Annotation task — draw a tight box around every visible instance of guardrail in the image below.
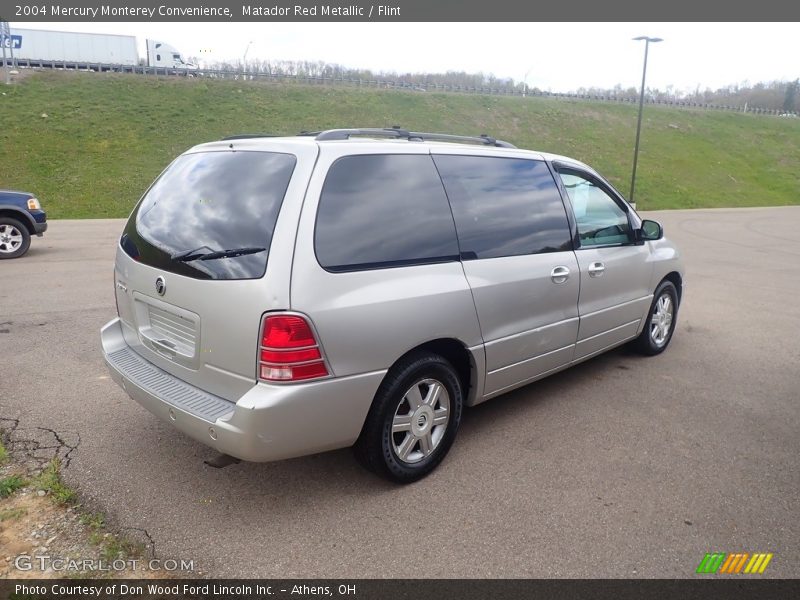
[3,58,798,118]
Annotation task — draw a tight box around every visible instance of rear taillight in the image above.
[258,315,329,382]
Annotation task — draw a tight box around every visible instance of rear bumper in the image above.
[101,318,386,462]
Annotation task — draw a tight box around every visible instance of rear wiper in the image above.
[174,247,266,262]
[172,245,212,261]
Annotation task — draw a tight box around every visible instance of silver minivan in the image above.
[101,128,683,483]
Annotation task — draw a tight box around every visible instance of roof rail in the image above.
[310,128,516,148]
[221,133,280,141]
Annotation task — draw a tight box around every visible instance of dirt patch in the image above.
[1,486,116,579]
[0,418,193,579]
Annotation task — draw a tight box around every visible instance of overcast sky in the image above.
[12,22,800,92]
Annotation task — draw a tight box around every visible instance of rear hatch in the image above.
[113,145,310,401]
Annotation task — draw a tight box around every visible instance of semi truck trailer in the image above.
[4,28,196,71]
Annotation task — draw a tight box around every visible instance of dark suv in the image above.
[0,189,47,258]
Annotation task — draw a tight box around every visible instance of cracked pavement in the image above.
[0,418,81,470]
[1,211,799,577]
[0,423,165,580]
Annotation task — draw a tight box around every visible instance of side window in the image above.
[315,154,459,271]
[558,170,631,247]
[433,155,572,259]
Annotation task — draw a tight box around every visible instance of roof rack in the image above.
[221,133,280,141]
[307,128,516,148]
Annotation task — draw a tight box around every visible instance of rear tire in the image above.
[633,280,679,355]
[354,352,463,483]
[0,217,31,259]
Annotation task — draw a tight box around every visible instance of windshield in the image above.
[121,150,296,280]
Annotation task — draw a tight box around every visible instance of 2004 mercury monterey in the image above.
[101,127,684,483]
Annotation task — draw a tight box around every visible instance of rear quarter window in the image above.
[314,154,459,271]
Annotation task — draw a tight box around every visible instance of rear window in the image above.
[314,154,459,271]
[121,151,296,280]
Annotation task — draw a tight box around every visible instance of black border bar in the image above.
[2,0,800,21]
[2,579,800,600]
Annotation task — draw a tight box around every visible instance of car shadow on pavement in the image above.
[128,346,642,504]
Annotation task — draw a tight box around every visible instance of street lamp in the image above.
[522,66,534,97]
[242,40,253,72]
[1,20,11,85]
[629,36,662,206]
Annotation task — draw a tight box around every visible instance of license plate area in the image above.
[133,292,200,369]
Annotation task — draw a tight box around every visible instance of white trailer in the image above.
[8,28,138,66]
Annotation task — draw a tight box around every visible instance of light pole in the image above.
[1,20,10,85]
[242,40,253,72]
[629,36,662,205]
[522,66,534,97]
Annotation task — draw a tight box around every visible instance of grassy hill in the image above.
[1,70,798,219]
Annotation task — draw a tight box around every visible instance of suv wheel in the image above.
[354,352,463,483]
[633,280,679,355]
[0,217,31,259]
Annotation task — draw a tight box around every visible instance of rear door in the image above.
[432,149,579,397]
[288,144,484,383]
[113,141,318,401]
[554,166,653,360]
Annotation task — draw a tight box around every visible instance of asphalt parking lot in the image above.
[2,207,799,578]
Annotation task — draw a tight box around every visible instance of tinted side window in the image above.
[558,170,631,247]
[315,155,459,271]
[433,155,572,259]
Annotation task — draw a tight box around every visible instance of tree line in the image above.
[190,57,799,112]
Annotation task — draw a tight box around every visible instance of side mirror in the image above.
[639,219,663,241]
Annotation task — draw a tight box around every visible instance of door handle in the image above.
[551,265,570,284]
[588,262,605,277]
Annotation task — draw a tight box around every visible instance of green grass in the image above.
[80,511,105,529]
[99,533,145,563]
[1,70,799,217]
[33,459,77,505]
[80,510,145,562]
[81,511,107,545]
[0,474,27,498]
[0,506,28,521]
[0,438,8,465]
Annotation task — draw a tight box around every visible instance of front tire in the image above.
[354,352,463,483]
[633,280,679,355]
[0,217,31,259]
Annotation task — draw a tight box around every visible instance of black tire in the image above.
[0,217,31,259]
[632,280,679,356]
[354,352,463,483]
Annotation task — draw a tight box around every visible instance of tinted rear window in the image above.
[315,154,459,271]
[433,155,572,259]
[121,151,296,280]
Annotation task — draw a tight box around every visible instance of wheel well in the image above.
[0,209,34,235]
[663,271,683,302]
[396,339,474,403]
